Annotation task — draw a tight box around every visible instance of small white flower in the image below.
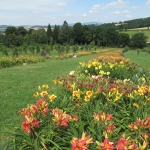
[69,70,75,75]
[123,79,130,82]
[91,75,100,79]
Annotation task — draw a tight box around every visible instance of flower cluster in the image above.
[71,132,92,150]
[128,117,150,141]
[93,112,115,135]
[18,98,48,133]
[96,134,145,150]
[33,84,57,102]
[53,72,150,108]
[128,116,150,130]
[79,51,147,82]
[52,108,78,127]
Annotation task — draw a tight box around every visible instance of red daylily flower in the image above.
[116,135,128,150]
[71,139,88,150]
[100,138,115,150]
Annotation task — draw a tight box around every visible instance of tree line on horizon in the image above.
[0,20,148,56]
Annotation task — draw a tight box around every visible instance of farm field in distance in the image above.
[120,28,150,42]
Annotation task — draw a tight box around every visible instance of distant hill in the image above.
[0,17,150,31]
[67,22,102,26]
[0,22,102,32]
[30,25,55,28]
[0,25,8,28]
[82,22,102,25]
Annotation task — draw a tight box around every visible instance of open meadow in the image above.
[0,48,150,149]
[120,29,150,42]
[124,50,150,70]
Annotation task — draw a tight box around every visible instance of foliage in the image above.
[30,29,47,44]
[131,33,147,49]
[58,21,71,44]
[1,20,150,50]
[16,26,27,36]
[53,25,60,44]
[73,22,84,44]
[119,33,130,47]
[105,27,120,47]
[0,34,5,44]
[95,26,107,46]
[99,17,150,30]
[47,24,53,45]
[83,25,93,44]
[5,26,17,36]
[123,17,150,29]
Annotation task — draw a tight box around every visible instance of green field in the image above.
[124,50,150,70]
[120,29,150,42]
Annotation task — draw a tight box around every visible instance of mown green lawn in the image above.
[124,50,150,70]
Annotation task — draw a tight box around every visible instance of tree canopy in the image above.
[131,32,147,49]
[1,20,149,49]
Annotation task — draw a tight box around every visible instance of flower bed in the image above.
[0,50,109,68]
[0,55,46,68]
[5,51,150,149]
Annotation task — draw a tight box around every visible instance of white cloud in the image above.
[146,0,150,7]
[32,11,44,15]
[110,11,121,14]
[126,15,132,18]
[109,10,129,15]
[45,16,51,18]
[65,13,71,16]
[132,6,140,9]
[89,4,100,13]
[123,10,130,13]
[0,0,149,26]
[102,0,127,9]
[51,17,57,20]
[82,14,87,17]
[56,2,66,7]
[89,0,127,13]
[0,0,67,12]
[39,2,66,11]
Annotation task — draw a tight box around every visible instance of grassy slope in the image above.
[120,29,150,42]
[124,50,150,70]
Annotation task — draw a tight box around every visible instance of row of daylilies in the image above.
[18,93,150,149]
[0,55,46,68]
[6,51,150,149]
[0,49,109,68]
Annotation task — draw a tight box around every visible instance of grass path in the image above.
[124,50,150,70]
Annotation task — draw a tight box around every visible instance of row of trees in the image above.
[101,17,150,30]
[0,21,148,50]
[0,42,99,57]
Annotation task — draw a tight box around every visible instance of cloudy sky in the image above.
[0,0,150,26]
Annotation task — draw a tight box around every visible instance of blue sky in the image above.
[0,0,150,26]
